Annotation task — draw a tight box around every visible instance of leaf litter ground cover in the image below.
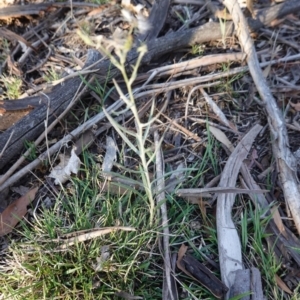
[0,0,300,299]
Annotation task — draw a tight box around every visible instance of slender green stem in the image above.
[96,38,155,224]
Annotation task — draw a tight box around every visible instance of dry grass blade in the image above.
[176,187,268,198]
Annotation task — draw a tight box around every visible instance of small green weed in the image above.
[0,38,9,63]
[43,67,61,82]
[85,0,110,5]
[240,201,282,299]
[216,63,244,96]
[23,140,38,161]
[190,44,205,56]
[1,75,22,99]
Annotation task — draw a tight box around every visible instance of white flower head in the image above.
[121,0,131,6]
[121,8,133,23]
[136,14,150,34]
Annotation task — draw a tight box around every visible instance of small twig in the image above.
[260,28,299,51]
[18,33,49,65]
[147,52,246,77]
[173,0,205,5]
[26,29,53,74]
[56,227,136,250]
[154,130,174,300]
[188,117,238,135]
[43,92,53,170]
[0,130,14,160]
[162,113,202,142]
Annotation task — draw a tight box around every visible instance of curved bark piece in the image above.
[216,124,262,298]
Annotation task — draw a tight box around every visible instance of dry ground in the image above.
[0,0,300,299]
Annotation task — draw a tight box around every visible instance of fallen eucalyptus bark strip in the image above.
[177,244,228,299]
[248,0,300,31]
[210,125,300,273]
[223,0,300,234]
[0,28,37,52]
[240,166,300,267]
[138,0,170,41]
[18,33,49,66]
[216,124,262,298]
[136,81,221,100]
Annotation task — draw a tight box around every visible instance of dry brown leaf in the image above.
[0,186,38,236]
[176,244,188,274]
[270,206,287,238]
[275,274,292,294]
[209,126,234,151]
[289,101,300,112]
